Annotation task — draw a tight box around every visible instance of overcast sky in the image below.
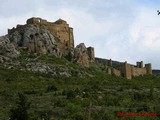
[0,0,160,69]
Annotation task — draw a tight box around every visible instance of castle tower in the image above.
[136,61,143,68]
[123,61,132,79]
[87,47,95,62]
[53,19,74,49]
[145,63,152,75]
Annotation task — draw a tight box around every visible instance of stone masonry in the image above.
[120,61,152,79]
[95,58,152,79]
[87,47,95,62]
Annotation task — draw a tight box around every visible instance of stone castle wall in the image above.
[132,67,146,77]
[121,61,152,79]
[96,58,152,79]
[107,67,121,77]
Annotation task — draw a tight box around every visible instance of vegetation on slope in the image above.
[0,53,160,120]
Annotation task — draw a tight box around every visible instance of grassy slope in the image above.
[0,54,160,120]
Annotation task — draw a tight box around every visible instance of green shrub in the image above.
[9,92,30,120]
[46,85,57,92]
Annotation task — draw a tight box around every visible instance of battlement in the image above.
[26,17,48,25]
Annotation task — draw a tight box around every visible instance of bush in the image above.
[9,92,30,120]
[46,85,57,92]
[66,90,76,99]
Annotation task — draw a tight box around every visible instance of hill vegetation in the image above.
[0,52,160,120]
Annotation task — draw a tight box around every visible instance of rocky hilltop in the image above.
[0,17,152,79]
[5,17,95,66]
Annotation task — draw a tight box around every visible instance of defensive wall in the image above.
[96,58,152,79]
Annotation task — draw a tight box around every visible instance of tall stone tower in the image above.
[52,19,74,49]
[123,62,132,79]
[145,63,152,75]
[136,61,143,68]
[87,47,95,62]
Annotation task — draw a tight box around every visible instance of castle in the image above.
[8,17,152,79]
[8,17,75,54]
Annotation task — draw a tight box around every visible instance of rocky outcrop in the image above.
[0,36,20,63]
[6,24,91,67]
[25,62,86,77]
[0,18,95,67]
[74,43,89,67]
[9,24,62,57]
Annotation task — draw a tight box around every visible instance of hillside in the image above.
[0,17,160,120]
[0,52,160,119]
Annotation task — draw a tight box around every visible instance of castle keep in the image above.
[27,17,74,49]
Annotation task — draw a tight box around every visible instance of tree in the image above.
[10,92,30,120]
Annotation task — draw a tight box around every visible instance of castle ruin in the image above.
[8,17,152,79]
[97,58,152,79]
[8,17,74,54]
[8,17,95,65]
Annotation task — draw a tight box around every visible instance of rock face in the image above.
[0,36,20,58]
[0,36,20,63]
[25,62,86,77]
[74,43,89,67]
[9,24,62,57]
